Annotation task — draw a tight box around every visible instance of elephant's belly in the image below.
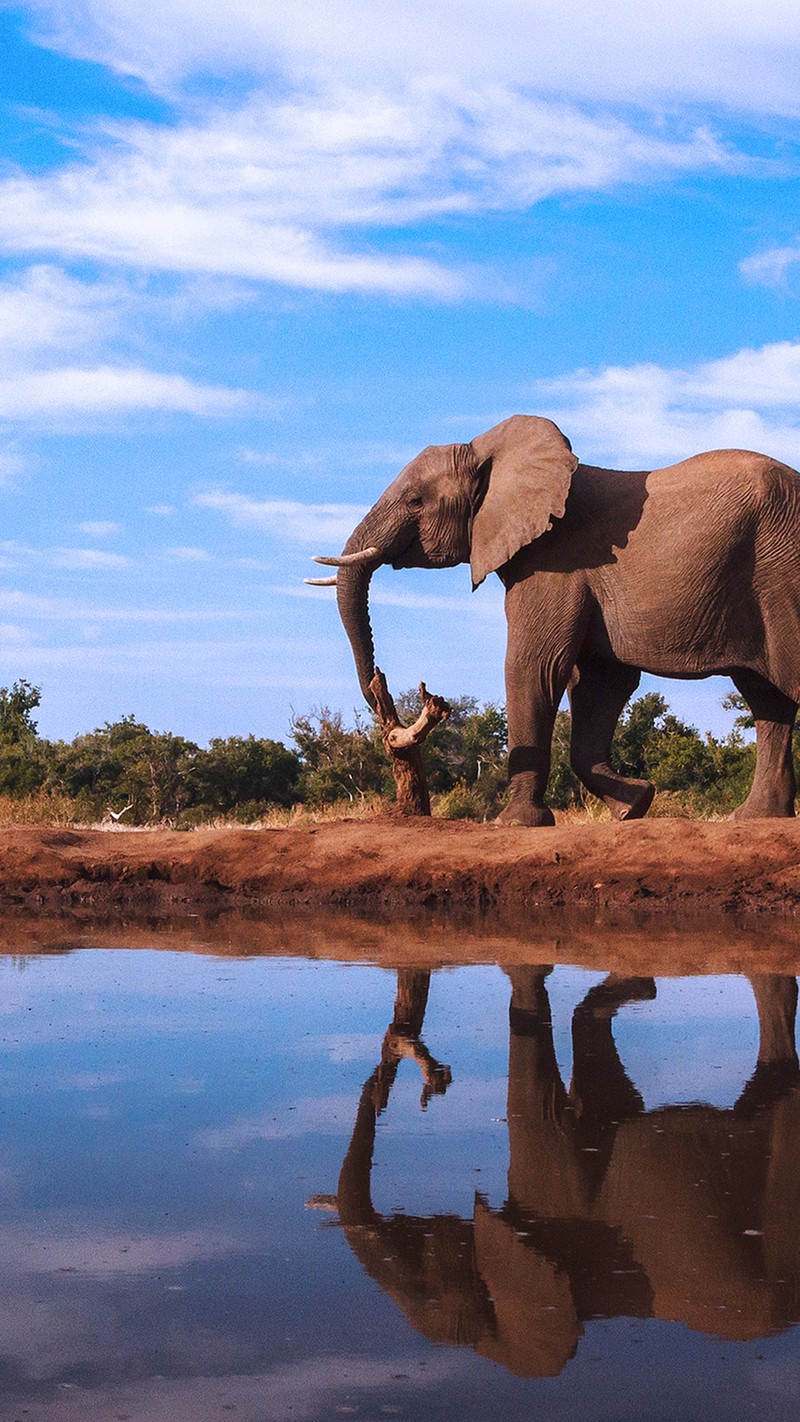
[591,573,798,691]
[580,478,800,696]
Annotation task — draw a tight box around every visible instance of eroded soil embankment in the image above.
[3,816,800,916]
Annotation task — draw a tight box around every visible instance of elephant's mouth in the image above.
[391,532,426,569]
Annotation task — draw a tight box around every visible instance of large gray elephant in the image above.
[310,415,800,825]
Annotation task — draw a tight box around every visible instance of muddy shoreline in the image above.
[1,816,799,917]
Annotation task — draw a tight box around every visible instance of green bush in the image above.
[0,679,770,825]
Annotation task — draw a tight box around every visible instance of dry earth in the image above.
[2,818,800,973]
[1,815,800,917]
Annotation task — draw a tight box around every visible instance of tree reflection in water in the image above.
[337,967,800,1378]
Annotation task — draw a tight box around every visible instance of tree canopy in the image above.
[0,679,760,824]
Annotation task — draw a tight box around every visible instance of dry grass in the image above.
[188,796,387,831]
[555,798,612,825]
[556,791,712,824]
[0,792,83,827]
[0,788,726,830]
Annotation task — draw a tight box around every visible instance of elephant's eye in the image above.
[406,494,424,510]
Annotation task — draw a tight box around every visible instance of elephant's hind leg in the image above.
[569,659,655,820]
[730,670,797,819]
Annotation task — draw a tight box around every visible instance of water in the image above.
[0,920,799,1419]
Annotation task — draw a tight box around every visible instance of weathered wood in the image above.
[369,668,451,816]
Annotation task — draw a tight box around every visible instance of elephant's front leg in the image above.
[496,648,572,828]
[496,580,590,827]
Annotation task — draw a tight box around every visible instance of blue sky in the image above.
[1,2,800,744]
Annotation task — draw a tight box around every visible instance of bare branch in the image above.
[369,669,451,816]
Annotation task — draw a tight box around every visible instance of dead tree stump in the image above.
[369,668,451,816]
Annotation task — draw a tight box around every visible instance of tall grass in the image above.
[0,786,728,829]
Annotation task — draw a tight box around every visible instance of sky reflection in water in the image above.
[0,943,798,1420]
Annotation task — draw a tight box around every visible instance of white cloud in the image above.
[76,520,121,536]
[21,0,800,115]
[164,545,212,561]
[0,365,251,419]
[0,446,27,484]
[292,582,504,617]
[194,490,367,544]
[0,266,254,424]
[679,343,800,406]
[0,264,121,360]
[0,1353,459,1422]
[540,339,800,468]
[0,622,31,644]
[0,104,462,294]
[0,86,731,297]
[0,591,207,621]
[238,440,415,470]
[740,246,800,289]
[196,1092,354,1148]
[0,633,350,686]
[0,1223,244,1276]
[50,547,132,570]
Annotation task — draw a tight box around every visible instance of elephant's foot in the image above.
[731,791,795,821]
[606,779,655,822]
[495,799,555,828]
[572,758,655,822]
[580,973,657,1020]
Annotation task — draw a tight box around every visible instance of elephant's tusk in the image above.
[312,546,379,567]
[304,575,338,586]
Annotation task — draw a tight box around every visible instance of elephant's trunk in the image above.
[336,509,393,708]
[336,560,378,708]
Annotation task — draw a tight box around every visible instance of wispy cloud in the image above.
[0,446,28,484]
[740,246,800,289]
[0,633,351,687]
[0,1223,245,1276]
[0,541,135,572]
[0,264,121,359]
[0,1351,461,1422]
[0,365,252,420]
[76,520,121,536]
[23,0,800,115]
[0,265,254,423]
[0,590,242,623]
[540,339,800,467]
[196,1092,354,1148]
[291,582,503,617]
[194,491,366,544]
[0,87,732,298]
[238,440,414,470]
[50,547,132,570]
[164,545,212,562]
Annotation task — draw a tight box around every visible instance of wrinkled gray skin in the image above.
[334,414,800,825]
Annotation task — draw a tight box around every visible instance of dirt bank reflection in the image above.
[337,968,800,1376]
[5,908,800,977]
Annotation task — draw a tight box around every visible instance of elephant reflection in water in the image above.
[336,969,800,1378]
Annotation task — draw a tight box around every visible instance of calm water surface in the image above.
[1,933,799,1420]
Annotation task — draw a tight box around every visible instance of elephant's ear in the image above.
[469,415,578,588]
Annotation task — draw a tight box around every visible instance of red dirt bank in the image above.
[3,816,800,916]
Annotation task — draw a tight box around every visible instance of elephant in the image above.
[334,966,800,1377]
[309,415,800,824]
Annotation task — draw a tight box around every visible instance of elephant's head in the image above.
[309,415,578,707]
